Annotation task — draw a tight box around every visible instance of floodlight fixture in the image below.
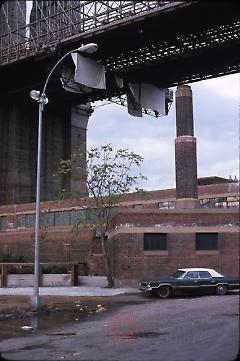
[30,90,40,101]
[30,90,48,104]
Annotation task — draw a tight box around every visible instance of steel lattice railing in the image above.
[0,1,171,66]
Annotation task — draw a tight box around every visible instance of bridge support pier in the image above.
[69,104,91,198]
[0,96,91,205]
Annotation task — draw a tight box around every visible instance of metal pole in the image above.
[32,99,44,309]
[30,43,98,309]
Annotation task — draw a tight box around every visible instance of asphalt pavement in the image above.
[0,293,239,361]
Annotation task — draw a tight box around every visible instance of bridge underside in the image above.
[1,1,239,104]
[0,1,239,205]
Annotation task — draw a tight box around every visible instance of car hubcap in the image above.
[159,287,169,298]
[217,285,227,295]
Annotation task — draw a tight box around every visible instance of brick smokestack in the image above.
[175,85,199,209]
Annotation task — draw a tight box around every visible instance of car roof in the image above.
[178,268,224,277]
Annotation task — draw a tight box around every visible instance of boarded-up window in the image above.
[54,211,71,226]
[25,214,35,228]
[42,212,55,227]
[17,214,26,228]
[196,233,218,250]
[86,208,99,223]
[144,233,167,251]
[70,210,86,225]
[0,216,7,230]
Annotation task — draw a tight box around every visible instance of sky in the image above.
[87,74,239,191]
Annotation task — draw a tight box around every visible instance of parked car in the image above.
[139,268,240,298]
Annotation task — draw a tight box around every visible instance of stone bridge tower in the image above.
[0,1,90,205]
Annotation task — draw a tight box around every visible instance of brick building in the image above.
[0,177,239,286]
[0,84,239,286]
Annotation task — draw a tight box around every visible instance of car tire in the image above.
[157,286,171,299]
[216,284,228,296]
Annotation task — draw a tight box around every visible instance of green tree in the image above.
[60,144,146,287]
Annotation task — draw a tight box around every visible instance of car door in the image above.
[198,271,216,294]
[176,271,200,295]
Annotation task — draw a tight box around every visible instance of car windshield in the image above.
[172,270,185,279]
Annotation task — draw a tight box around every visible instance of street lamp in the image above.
[30,43,98,309]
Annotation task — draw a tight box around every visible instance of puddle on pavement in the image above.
[0,303,106,340]
[109,331,169,340]
[0,294,153,341]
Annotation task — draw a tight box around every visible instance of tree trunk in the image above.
[101,235,114,288]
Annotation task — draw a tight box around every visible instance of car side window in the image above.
[184,271,199,279]
[199,271,212,279]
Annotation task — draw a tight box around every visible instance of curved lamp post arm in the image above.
[42,49,76,96]
[41,42,98,102]
[30,43,98,108]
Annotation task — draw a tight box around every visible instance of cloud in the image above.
[197,139,239,179]
[88,74,239,190]
[194,73,240,101]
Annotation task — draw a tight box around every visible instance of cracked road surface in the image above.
[0,293,239,361]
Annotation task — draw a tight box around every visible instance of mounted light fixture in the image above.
[30,90,40,101]
[75,43,98,54]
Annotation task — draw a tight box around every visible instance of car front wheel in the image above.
[157,285,171,299]
[216,284,228,296]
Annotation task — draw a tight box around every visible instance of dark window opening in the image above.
[196,233,218,250]
[144,233,167,251]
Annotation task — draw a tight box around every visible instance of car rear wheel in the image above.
[216,284,228,296]
[157,286,171,299]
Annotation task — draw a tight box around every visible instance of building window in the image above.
[144,233,167,251]
[132,204,143,209]
[54,211,71,226]
[25,214,35,228]
[42,212,55,227]
[0,216,5,230]
[70,210,86,225]
[16,214,26,228]
[200,196,239,209]
[226,196,239,208]
[196,233,218,250]
[158,201,175,209]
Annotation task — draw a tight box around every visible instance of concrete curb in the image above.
[0,286,139,297]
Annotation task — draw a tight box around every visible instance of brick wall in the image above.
[110,229,239,286]
[0,184,239,284]
[110,209,239,285]
[110,208,239,228]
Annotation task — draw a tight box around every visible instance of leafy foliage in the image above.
[86,145,146,235]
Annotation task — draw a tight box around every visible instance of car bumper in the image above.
[139,286,154,293]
